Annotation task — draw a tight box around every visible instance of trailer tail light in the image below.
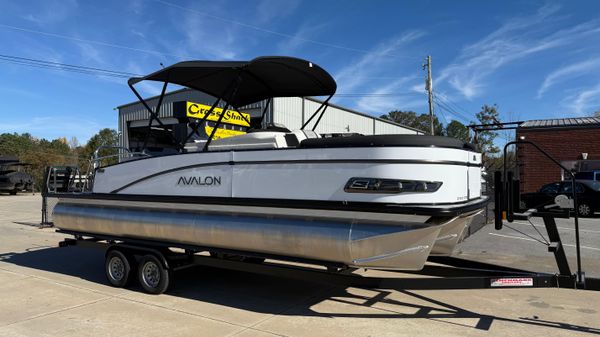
[344,178,442,194]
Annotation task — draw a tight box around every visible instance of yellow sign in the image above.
[186,102,250,127]
[204,126,246,140]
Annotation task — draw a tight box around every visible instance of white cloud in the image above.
[537,59,600,98]
[277,21,328,54]
[334,30,425,94]
[439,4,600,99]
[175,10,240,60]
[256,0,300,24]
[330,31,425,114]
[22,0,78,26]
[355,76,426,113]
[563,82,600,115]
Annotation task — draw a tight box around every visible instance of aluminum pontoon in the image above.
[49,57,487,292]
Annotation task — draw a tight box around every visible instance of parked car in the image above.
[520,180,600,217]
[0,156,34,195]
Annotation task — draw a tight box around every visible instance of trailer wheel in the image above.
[105,250,132,287]
[138,255,170,294]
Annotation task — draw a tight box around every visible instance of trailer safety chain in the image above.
[503,223,550,246]
[528,219,550,245]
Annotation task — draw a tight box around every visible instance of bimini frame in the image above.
[126,56,337,153]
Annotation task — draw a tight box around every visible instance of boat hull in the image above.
[53,198,451,270]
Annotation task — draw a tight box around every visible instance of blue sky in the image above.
[1,0,600,142]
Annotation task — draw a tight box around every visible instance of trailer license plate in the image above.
[490,277,534,287]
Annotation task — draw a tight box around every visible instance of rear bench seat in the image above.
[198,130,320,151]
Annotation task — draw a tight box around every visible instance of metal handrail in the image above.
[92,146,149,168]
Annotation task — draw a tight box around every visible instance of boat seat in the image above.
[207,130,320,151]
[299,134,477,150]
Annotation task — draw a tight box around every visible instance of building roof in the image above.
[519,117,600,129]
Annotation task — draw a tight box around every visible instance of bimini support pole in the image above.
[259,97,272,127]
[301,95,332,130]
[183,97,222,145]
[128,80,181,151]
[202,73,243,152]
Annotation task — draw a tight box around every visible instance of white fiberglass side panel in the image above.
[468,151,482,199]
[120,165,233,196]
[232,147,470,204]
[232,162,467,203]
[93,152,232,194]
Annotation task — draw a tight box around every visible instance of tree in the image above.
[79,128,119,171]
[473,104,501,157]
[381,110,444,135]
[0,132,77,190]
[445,120,470,142]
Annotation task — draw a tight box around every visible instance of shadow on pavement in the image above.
[0,245,598,334]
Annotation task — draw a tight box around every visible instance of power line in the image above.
[433,94,472,121]
[434,99,469,123]
[0,54,141,77]
[433,96,471,123]
[153,0,415,58]
[434,93,473,121]
[433,101,449,124]
[0,53,425,99]
[0,23,187,59]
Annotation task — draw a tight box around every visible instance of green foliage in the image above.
[0,133,77,190]
[79,128,119,171]
[0,129,118,190]
[380,110,444,135]
[445,120,471,142]
[474,104,501,157]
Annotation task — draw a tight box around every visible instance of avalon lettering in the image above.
[177,176,222,186]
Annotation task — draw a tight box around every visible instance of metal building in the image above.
[117,88,423,151]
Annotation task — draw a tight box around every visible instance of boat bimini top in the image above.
[127,56,338,152]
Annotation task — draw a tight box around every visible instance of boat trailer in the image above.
[54,139,600,294]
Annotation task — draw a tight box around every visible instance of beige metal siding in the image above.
[374,120,419,135]
[274,97,417,135]
[273,97,304,128]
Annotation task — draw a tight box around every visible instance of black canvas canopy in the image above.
[128,56,337,107]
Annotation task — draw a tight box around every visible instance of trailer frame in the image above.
[56,228,600,294]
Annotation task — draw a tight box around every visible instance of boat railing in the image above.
[45,166,88,194]
[92,146,150,168]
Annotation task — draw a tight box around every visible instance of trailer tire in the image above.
[105,250,132,287]
[138,254,170,294]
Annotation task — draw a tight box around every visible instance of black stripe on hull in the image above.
[49,192,489,217]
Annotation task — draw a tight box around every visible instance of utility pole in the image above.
[423,55,435,135]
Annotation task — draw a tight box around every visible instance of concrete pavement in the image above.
[0,194,599,336]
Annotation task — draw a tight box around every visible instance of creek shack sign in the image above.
[173,101,250,127]
[172,100,250,140]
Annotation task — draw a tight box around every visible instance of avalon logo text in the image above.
[177,176,222,186]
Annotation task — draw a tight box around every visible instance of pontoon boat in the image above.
[50,56,486,270]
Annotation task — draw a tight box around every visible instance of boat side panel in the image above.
[232,162,468,204]
[93,147,477,204]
